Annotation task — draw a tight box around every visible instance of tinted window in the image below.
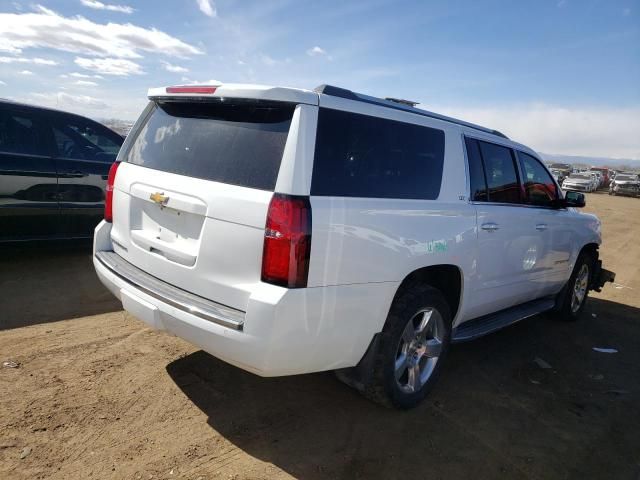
[311,108,445,199]
[0,108,48,156]
[124,101,294,191]
[465,137,488,201]
[52,115,122,162]
[517,151,558,206]
[478,140,521,204]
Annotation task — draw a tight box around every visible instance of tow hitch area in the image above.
[591,260,616,292]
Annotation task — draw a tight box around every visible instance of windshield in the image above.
[122,100,295,191]
[616,174,637,181]
[570,174,590,180]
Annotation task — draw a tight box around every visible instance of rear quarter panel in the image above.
[306,101,476,329]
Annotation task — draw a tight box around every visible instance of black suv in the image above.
[0,100,124,241]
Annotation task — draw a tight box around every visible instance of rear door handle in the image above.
[481,223,499,232]
[536,224,548,231]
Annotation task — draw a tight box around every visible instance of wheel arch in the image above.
[392,264,464,322]
[577,242,599,268]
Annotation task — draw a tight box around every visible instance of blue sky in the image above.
[0,0,638,158]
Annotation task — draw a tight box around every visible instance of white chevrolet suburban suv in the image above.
[94,83,615,408]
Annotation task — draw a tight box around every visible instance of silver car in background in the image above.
[563,173,595,192]
[609,173,640,197]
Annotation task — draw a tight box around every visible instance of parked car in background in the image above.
[0,100,124,241]
[550,168,566,185]
[609,172,640,197]
[563,172,595,192]
[550,163,572,178]
[590,167,611,187]
[94,83,614,409]
[588,170,604,189]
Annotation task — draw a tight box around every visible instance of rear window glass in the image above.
[123,101,294,191]
[311,108,445,199]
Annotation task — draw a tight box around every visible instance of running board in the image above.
[452,297,556,343]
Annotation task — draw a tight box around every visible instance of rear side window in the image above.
[0,107,48,156]
[477,140,521,204]
[517,151,559,206]
[311,108,445,199]
[51,114,123,162]
[124,101,295,191]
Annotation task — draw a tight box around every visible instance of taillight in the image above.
[261,194,312,288]
[104,161,120,222]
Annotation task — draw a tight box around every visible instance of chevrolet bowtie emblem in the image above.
[149,192,169,205]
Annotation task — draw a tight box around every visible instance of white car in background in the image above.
[93,83,615,408]
[563,173,595,192]
[589,171,603,189]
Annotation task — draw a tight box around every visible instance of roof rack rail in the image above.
[313,84,508,139]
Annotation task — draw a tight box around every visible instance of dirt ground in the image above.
[1,193,639,480]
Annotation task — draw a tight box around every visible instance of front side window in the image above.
[477,140,521,204]
[0,108,48,156]
[312,108,445,199]
[517,151,558,206]
[52,115,123,162]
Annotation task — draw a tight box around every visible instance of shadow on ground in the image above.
[0,242,122,330]
[167,298,640,480]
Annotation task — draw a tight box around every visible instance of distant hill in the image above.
[541,153,640,171]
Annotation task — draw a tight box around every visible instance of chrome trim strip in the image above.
[95,251,245,330]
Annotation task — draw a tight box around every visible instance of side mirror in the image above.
[565,191,586,208]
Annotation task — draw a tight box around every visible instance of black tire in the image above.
[553,252,594,321]
[363,285,452,409]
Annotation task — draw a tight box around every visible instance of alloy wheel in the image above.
[394,308,444,393]
[571,263,589,314]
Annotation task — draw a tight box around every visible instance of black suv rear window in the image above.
[123,101,294,191]
[311,108,445,199]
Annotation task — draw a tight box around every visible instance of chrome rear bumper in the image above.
[95,251,245,330]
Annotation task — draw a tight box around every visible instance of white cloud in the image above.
[161,61,189,73]
[433,103,640,159]
[0,80,6,85]
[0,56,57,66]
[31,91,108,109]
[196,0,216,17]
[306,46,333,60]
[19,70,33,75]
[74,80,99,86]
[0,6,203,59]
[75,57,144,76]
[80,0,133,14]
[306,46,326,56]
[69,72,103,79]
